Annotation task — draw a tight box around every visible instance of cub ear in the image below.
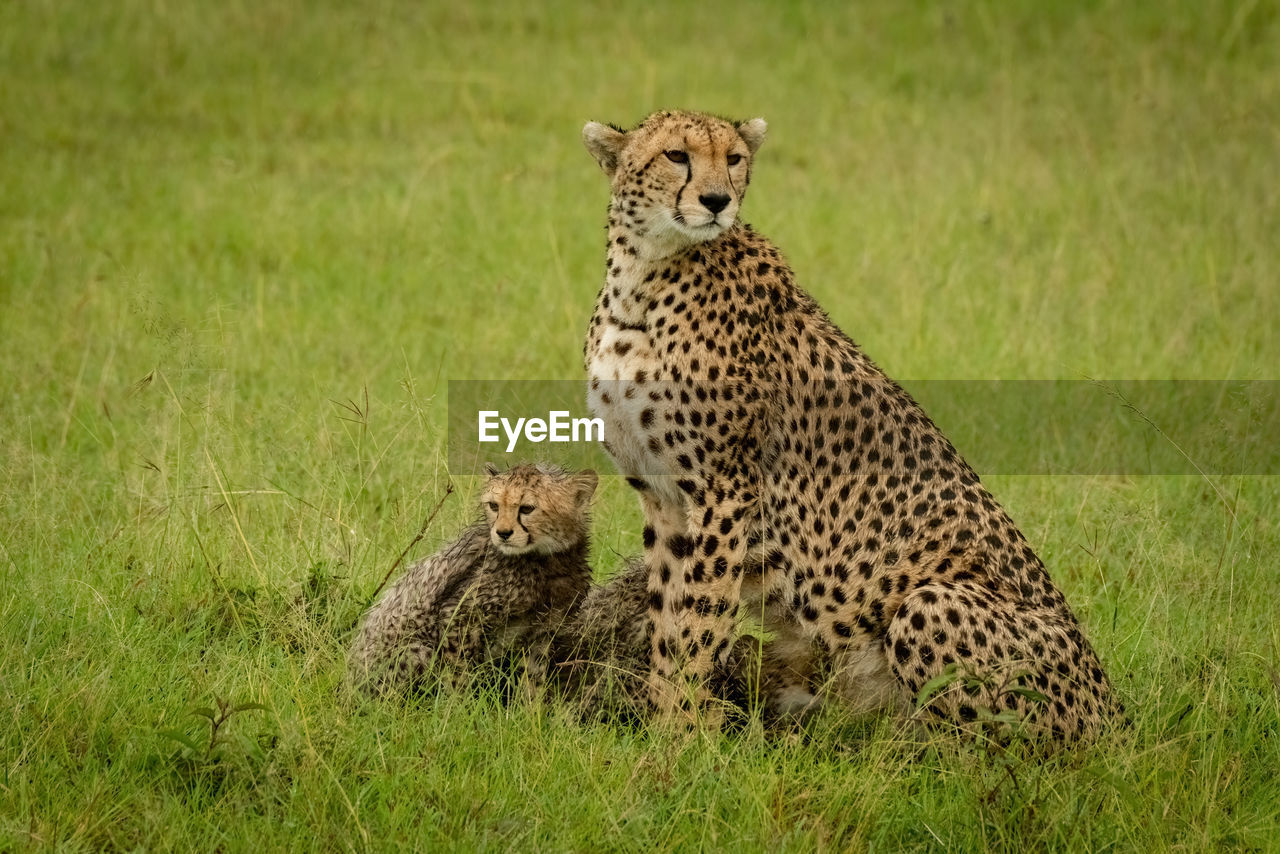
[571,469,599,507]
[582,122,626,177]
[483,462,501,478]
[736,117,767,155]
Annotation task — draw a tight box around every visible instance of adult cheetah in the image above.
[349,463,597,696]
[581,110,1120,739]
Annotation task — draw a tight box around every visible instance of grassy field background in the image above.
[2,0,1278,849]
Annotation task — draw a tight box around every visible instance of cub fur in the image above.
[348,463,597,696]
[552,557,818,724]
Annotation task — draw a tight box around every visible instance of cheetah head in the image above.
[481,462,598,556]
[583,110,767,256]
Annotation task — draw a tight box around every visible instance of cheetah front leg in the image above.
[638,493,692,714]
[645,490,755,721]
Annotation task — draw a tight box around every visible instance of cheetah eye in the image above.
[518,505,535,515]
[664,150,688,164]
[726,153,743,166]
[487,501,499,511]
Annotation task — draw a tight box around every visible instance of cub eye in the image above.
[518,505,535,515]
[726,153,743,166]
[664,150,688,164]
[487,502,499,511]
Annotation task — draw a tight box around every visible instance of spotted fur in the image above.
[581,110,1120,738]
[550,557,802,723]
[348,463,597,696]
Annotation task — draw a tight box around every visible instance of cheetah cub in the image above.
[549,557,653,717]
[348,463,597,696]
[582,110,1121,739]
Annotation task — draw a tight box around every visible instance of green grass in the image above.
[2,0,1278,849]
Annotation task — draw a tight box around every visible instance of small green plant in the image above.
[158,696,274,768]
[913,662,1050,742]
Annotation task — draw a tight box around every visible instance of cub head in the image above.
[582,110,767,254]
[481,462,598,556]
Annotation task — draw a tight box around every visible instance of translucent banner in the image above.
[447,380,1280,476]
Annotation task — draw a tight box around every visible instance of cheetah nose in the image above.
[496,529,513,540]
[699,193,730,214]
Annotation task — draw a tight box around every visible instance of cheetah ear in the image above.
[483,462,501,478]
[736,118,767,155]
[582,122,626,178]
[571,470,598,507]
